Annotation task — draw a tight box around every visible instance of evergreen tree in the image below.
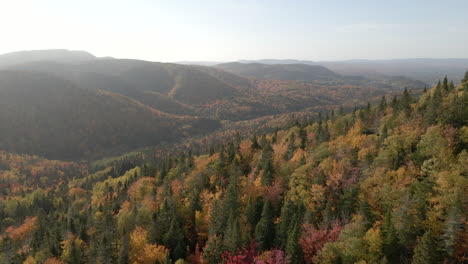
[442,75,449,91]
[223,213,241,252]
[412,230,444,264]
[246,195,259,234]
[285,221,304,264]
[69,239,82,264]
[379,96,387,112]
[259,141,275,185]
[284,132,297,160]
[272,127,278,144]
[163,218,186,261]
[401,88,413,115]
[255,200,275,251]
[118,233,130,264]
[251,134,260,150]
[382,210,403,263]
[276,200,295,247]
[299,127,307,150]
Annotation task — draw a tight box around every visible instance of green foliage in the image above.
[255,200,275,251]
[0,77,466,264]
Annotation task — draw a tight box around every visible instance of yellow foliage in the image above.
[128,177,156,201]
[308,184,326,213]
[23,256,37,264]
[364,226,383,258]
[129,226,168,264]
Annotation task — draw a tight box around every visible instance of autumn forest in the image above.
[0,48,467,264]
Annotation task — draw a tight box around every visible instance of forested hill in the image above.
[0,71,220,160]
[0,75,467,263]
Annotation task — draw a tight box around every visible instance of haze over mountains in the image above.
[0,49,462,159]
[185,58,468,85]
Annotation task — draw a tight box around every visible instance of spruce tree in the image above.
[382,210,403,263]
[412,230,444,264]
[255,200,275,251]
[299,127,307,150]
[246,195,258,233]
[251,134,260,150]
[223,213,241,252]
[259,141,275,185]
[379,96,387,112]
[276,200,294,247]
[163,218,186,261]
[285,220,304,264]
[118,233,130,264]
[69,239,82,264]
[284,132,297,160]
[442,75,449,91]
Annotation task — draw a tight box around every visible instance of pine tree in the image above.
[442,75,449,91]
[163,218,186,261]
[246,195,258,234]
[391,96,399,112]
[412,230,444,264]
[284,132,297,160]
[276,200,295,247]
[69,239,82,264]
[382,210,403,263]
[251,135,260,150]
[299,127,307,150]
[255,200,275,251]
[463,70,468,83]
[401,88,413,115]
[259,141,275,185]
[118,233,130,264]
[272,127,278,144]
[285,220,304,264]
[223,213,241,252]
[379,96,387,112]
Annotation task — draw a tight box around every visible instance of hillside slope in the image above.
[0,76,466,263]
[216,62,339,81]
[0,71,219,159]
[0,49,96,68]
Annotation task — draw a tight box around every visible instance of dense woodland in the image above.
[0,51,428,160]
[0,73,466,264]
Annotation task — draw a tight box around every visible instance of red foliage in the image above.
[222,243,258,264]
[222,243,287,264]
[299,223,343,263]
[263,181,284,209]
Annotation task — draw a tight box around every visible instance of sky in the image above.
[1,0,467,62]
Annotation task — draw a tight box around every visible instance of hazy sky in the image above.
[1,0,467,62]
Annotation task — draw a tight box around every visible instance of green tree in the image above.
[251,135,260,150]
[255,200,275,251]
[223,213,241,252]
[284,132,297,160]
[286,220,304,264]
[412,230,444,264]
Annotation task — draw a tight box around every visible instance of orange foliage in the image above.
[44,258,64,264]
[5,216,38,242]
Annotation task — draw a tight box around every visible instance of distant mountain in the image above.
[320,58,468,85]
[238,59,317,65]
[216,62,338,81]
[176,61,221,66]
[0,71,219,159]
[0,50,438,160]
[0,49,96,68]
[7,59,246,108]
[231,58,468,84]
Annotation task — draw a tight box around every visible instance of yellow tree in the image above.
[129,226,168,264]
